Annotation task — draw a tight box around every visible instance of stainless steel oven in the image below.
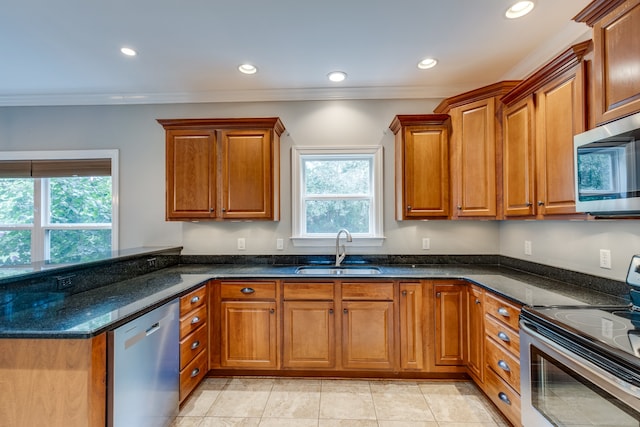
[520,311,640,427]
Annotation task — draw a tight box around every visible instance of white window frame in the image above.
[291,146,384,247]
[0,149,119,263]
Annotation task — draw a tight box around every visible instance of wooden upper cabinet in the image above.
[390,115,451,219]
[434,82,519,219]
[158,117,285,221]
[165,129,217,220]
[575,0,640,124]
[501,41,591,219]
[502,96,536,217]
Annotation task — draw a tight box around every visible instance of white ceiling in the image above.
[0,0,593,106]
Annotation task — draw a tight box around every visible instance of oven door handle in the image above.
[520,321,640,401]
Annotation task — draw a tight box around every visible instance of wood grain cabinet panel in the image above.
[159,117,284,221]
[576,0,640,124]
[433,282,466,366]
[282,301,336,369]
[399,282,424,370]
[466,285,484,382]
[390,115,451,219]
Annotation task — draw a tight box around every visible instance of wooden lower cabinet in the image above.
[341,300,395,370]
[282,300,336,369]
[220,300,278,368]
[434,282,466,366]
[179,285,208,403]
[0,335,106,427]
[399,282,424,370]
[466,285,484,382]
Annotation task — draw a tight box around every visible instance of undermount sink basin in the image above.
[295,266,381,275]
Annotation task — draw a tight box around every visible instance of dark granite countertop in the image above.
[0,262,630,339]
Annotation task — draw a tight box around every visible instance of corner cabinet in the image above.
[158,118,285,221]
[575,0,640,125]
[501,41,591,219]
[434,82,520,219]
[390,115,451,219]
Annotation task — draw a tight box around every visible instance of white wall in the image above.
[1,99,639,282]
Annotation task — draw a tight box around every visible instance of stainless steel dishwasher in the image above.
[108,299,179,427]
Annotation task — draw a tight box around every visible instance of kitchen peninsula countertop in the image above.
[0,261,630,339]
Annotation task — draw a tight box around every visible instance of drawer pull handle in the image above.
[497,307,510,317]
[191,340,200,350]
[190,296,200,304]
[497,331,510,343]
[241,287,255,294]
[190,368,200,378]
[191,316,201,325]
[497,359,511,372]
[498,392,511,405]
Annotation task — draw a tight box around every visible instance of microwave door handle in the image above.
[520,322,640,401]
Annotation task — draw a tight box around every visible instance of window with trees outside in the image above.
[291,146,384,246]
[0,150,118,274]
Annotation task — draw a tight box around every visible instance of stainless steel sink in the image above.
[295,266,381,275]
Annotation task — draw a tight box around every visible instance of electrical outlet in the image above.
[276,238,284,250]
[56,274,75,290]
[524,240,532,256]
[599,249,612,269]
[146,257,157,268]
[237,238,246,250]
[422,237,430,250]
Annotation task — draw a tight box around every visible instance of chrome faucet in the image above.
[335,228,352,267]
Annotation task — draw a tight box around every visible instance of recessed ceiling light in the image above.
[120,47,137,57]
[327,71,347,82]
[505,1,535,19]
[417,58,438,70]
[238,64,258,74]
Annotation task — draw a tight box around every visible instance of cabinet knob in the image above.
[407,205,412,211]
[191,340,200,350]
[497,359,511,372]
[209,208,214,213]
[498,392,511,406]
[402,290,407,296]
[191,316,201,325]
[190,296,200,304]
[329,308,334,314]
[222,208,226,212]
[475,298,481,305]
[526,202,532,207]
[537,200,544,206]
[270,308,275,314]
[343,308,348,314]
[457,205,462,210]
[497,331,511,342]
[240,287,255,294]
[497,307,510,317]
[436,292,441,298]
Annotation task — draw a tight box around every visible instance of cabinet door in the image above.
[592,0,640,124]
[342,301,395,370]
[535,68,585,217]
[399,282,424,371]
[402,126,450,218]
[434,283,465,366]
[282,301,335,369]
[466,285,484,382]
[220,300,277,368]
[165,129,216,220]
[451,99,497,218]
[503,96,535,217]
[220,129,273,219]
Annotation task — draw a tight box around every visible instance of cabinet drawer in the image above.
[220,282,276,299]
[485,335,521,392]
[180,305,207,338]
[484,314,520,355]
[484,292,521,331]
[180,285,207,317]
[483,367,521,427]
[283,282,334,300]
[180,349,208,403]
[180,323,208,369]
[342,282,394,300]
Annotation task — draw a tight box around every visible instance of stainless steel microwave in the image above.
[574,111,640,216]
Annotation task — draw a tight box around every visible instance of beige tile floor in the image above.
[173,377,511,427]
